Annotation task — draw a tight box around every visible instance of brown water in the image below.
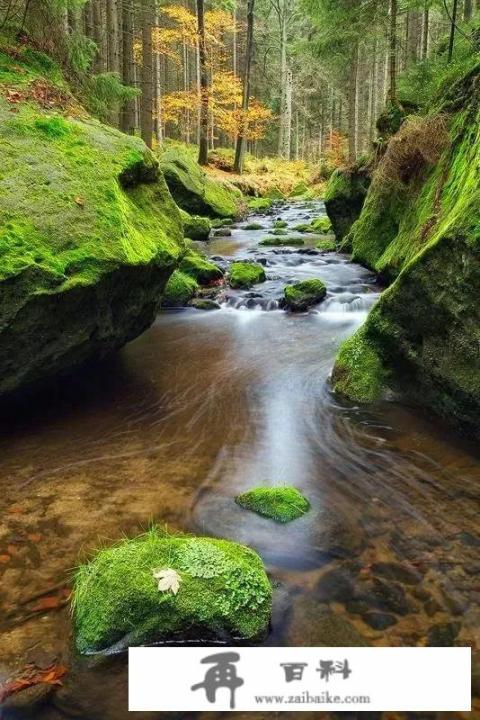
[0,201,479,719]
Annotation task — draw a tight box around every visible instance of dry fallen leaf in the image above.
[74,196,85,207]
[152,568,181,595]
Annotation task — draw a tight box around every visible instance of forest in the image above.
[0,0,480,717]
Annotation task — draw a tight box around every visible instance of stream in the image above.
[0,200,479,719]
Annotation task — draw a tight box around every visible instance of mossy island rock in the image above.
[292,223,315,233]
[268,228,288,236]
[235,486,310,523]
[284,279,327,312]
[316,238,336,252]
[229,261,266,289]
[162,270,198,307]
[324,163,371,242]
[178,250,223,285]
[274,219,288,229]
[259,236,304,247]
[247,197,272,212]
[311,216,332,234]
[163,251,223,308]
[244,222,265,231]
[179,209,211,241]
[0,49,183,397]
[188,298,221,311]
[73,529,272,653]
[331,68,480,438]
[160,147,242,219]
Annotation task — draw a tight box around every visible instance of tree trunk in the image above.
[106,0,120,73]
[422,6,429,59]
[121,0,135,134]
[280,67,292,159]
[388,0,397,101]
[278,13,289,157]
[93,0,107,73]
[348,42,359,162]
[448,0,459,62]
[464,0,473,21]
[197,0,209,165]
[140,0,154,148]
[233,0,255,174]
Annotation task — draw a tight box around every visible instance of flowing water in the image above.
[0,201,479,719]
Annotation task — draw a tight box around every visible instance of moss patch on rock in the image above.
[316,238,337,252]
[284,279,327,311]
[324,164,371,242]
[235,486,310,523]
[178,250,223,285]
[229,261,266,288]
[73,529,272,653]
[311,216,332,234]
[0,53,183,396]
[160,147,242,218]
[244,222,264,230]
[332,327,387,402]
[162,270,198,307]
[259,236,304,247]
[248,197,272,212]
[179,209,211,241]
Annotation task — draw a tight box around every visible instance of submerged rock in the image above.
[188,298,221,311]
[0,67,183,396]
[288,596,369,646]
[228,261,266,289]
[235,486,310,523]
[73,529,272,653]
[283,279,327,312]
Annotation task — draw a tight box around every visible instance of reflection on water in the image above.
[0,201,478,719]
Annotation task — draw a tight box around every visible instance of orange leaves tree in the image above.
[154,5,272,146]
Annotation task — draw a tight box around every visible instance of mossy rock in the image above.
[160,148,241,218]
[248,197,272,212]
[268,228,288,236]
[273,219,288,229]
[178,251,223,285]
[311,217,332,234]
[211,217,234,228]
[188,298,221,311]
[284,279,327,312]
[292,223,315,233]
[324,164,371,242]
[259,236,304,247]
[162,270,198,307]
[316,238,336,252]
[73,529,272,653]
[332,327,387,402]
[179,209,211,241]
[244,222,264,231]
[235,486,310,523]
[264,186,285,200]
[0,53,183,396]
[229,261,266,289]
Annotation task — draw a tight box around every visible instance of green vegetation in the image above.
[324,164,371,242]
[311,217,332,234]
[332,328,387,403]
[235,486,310,523]
[274,219,288,228]
[179,209,212,241]
[259,236,304,246]
[229,261,266,288]
[316,238,336,252]
[269,228,288,236]
[178,251,223,284]
[159,147,242,219]
[284,279,327,312]
[244,222,265,230]
[163,271,199,307]
[247,197,272,212]
[73,528,272,652]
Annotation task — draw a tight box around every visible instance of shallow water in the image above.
[0,201,479,719]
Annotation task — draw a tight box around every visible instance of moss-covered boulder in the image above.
[162,270,198,307]
[248,197,272,212]
[235,486,310,523]
[332,68,480,438]
[316,238,336,252]
[259,236,304,247]
[274,219,288,229]
[178,250,223,285]
[324,163,371,242]
[73,529,272,652]
[0,48,183,396]
[160,148,242,219]
[244,222,265,230]
[311,216,332,234]
[284,279,327,312]
[179,209,211,241]
[292,223,315,233]
[229,261,266,288]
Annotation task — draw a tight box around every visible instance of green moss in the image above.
[248,197,272,212]
[324,165,371,242]
[274,219,288,228]
[259,236,304,247]
[160,148,241,218]
[244,222,264,230]
[229,261,266,288]
[264,186,285,200]
[179,209,211,241]
[284,279,327,312]
[235,486,310,523]
[178,251,223,285]
[292,223,315,233]
[163,270,198,307]
[289,181,310,197]
[316,238,336,252]
[311,216,332,234]
[332,327,387,402]
[268,228,288,236]
[73,528,272,652]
